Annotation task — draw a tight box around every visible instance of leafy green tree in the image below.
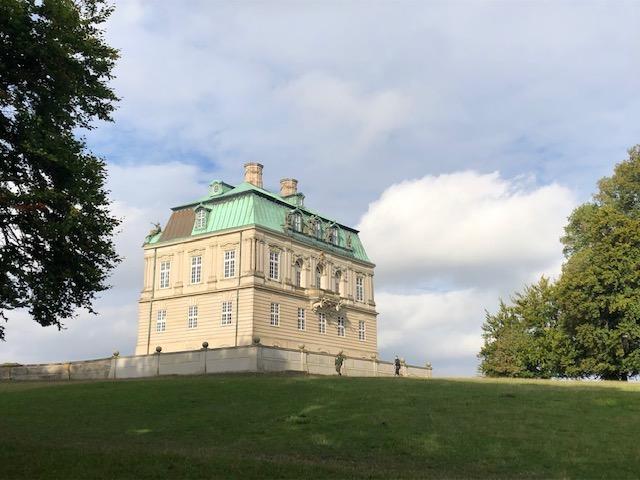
[479,277,575,378]
[0,0,120,339]
[556,146,640,380]
[480,147,640,380]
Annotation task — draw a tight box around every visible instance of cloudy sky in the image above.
[2,1,639,376]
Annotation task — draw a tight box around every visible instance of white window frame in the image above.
[159,261,171,289]
[156,309,166,333]
[194,208,207,230]
[297,307,305,331]
[270,303,280,326]
[188,305,198,329]
[337,316,345,337]
[224,250,236,278]
[191,255,202,284]
[269,250,280,280]
[356,276,364,302]
[318,313,326,334]
[358,320,366,341]
[221,301,233,326]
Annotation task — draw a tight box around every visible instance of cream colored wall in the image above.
[136,229,257,355]
[137,225,377,356]
[253,287,377,359]
[136,288,254,355]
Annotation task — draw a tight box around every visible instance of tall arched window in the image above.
[315,264,323,289]
[294,258,303,287]
[334,270,342,294]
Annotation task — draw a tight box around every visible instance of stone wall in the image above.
[0,345,432,381]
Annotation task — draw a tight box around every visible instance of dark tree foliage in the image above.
[479,147,640,380]
[479,277,575,378]
[0,0,120,339]
[556,146,640,380]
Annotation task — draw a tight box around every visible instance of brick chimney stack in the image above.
[279,178,298,197]
[244,162,264,188]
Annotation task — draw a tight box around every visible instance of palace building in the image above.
[135,163,378,359]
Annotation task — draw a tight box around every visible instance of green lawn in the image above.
[1,374,639,479]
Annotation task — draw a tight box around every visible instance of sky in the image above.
[2,1,640,376]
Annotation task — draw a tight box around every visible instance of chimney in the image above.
[243,162,263,188]
[279,178,298,197]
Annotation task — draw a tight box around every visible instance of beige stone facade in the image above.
[136,167,377,359]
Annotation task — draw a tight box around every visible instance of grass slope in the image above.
[1,374,639,479]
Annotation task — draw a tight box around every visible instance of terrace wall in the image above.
[0,345,432,381]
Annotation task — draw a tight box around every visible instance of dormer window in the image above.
[194,208,207,230]
[293,214,302,232]
[328,227,339,245]
[314,220,323,239]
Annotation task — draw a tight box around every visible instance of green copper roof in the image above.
[149,181,371,263]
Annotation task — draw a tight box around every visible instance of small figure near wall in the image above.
[335,351,346,376]
[394,355,402,376]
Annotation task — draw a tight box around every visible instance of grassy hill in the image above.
[1,374,639,479]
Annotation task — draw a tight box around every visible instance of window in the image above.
[191,255,202,284]
[297,307,305,331]
[318,313,326,334]
[269,250,280,280]
[334,270,341,293]
[294,259,303,287]
[156,310,166,332]
[337,316,345,337]
[293,214,302,232]
[328,227,338,245]
[270,303,280,326]
[159,261,170,289]
[194,208,207,229]
[221,301,233,325]
[314,221,322,239]
[315,265,323,289]
[356,276,364,302]
[188,305,198,329]
[358,321,366,341]
[224,250,236,278]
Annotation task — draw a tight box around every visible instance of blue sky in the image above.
[2,1,639,375]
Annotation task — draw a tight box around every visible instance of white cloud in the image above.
[358,171,576,288]
[377,289,496,369]
[363,171,577,375]
[278,72,412,154]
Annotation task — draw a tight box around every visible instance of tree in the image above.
[0,0,120,340]
[556,146,640,380]
[479,277,575,378]
[479,146,640,380]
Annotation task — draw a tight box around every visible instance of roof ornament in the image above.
[145,222,162,242]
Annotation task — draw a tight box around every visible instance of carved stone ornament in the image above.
[312,295,346,313]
